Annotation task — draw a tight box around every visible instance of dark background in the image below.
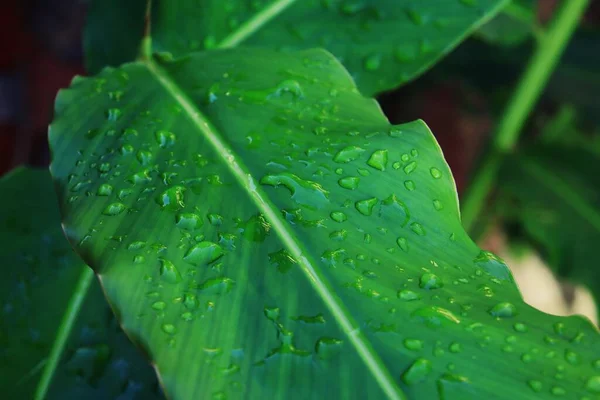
[1,0,599,193]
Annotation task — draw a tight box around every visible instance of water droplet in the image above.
[402,358,432,385]
[264,306,280,321]
[355,198,377,216]
[271,80,304,99]
[156,186,186,211]
[338,176,360,190]
[420,273,443,290]
[269,249,296,273]
[396,237,409,252]
[367,150,388,171]
[330,211,347,222]
[488,302,517,318]
[329,230,348,241]
[136,150,153,166]
[158,258,181,283]
[363,53,381,71]
[412,306,460,327]
[410,222,426,236]
[315,337,343,360]
[474,250,512,281]
[403,338,424,351]
[176,213,203,230]
[397,289,420,301]
[513,322,528,332]
[97,184,113,196]
[551,386,566,396]
[527,380,542,392]
[155,130,176,148]
[449,342,462,353]
[184,293,199,309]
[161,323,176,334]
[585,376,600,393]
[102,202,126,216]
[261,173,329,208]
[403,161,417,174]
[333,146,365,163]
[184,241,224,266]
[404,180,415,191]
[152,301,166,311]
[106,108,122,121]
[199,277,235,294]
[433,199,443,210]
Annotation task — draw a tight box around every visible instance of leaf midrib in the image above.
[144,57,406,400]
[521,158,600,232]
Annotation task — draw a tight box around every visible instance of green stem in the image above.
[139,0,153,60]
[216,0,297,48]
[34,267,94,400]
[461,0,589,232]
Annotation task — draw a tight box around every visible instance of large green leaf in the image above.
[0,168,162,399]
[50,48,600,399]
[498,143,600,320]
[85,0,509,96]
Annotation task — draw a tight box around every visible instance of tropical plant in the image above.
[1,0,598,399]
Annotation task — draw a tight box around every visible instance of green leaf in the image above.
[84,0,148,74]
[50,48,600,399]
[475,0,537,47]
[499,143,600,320]
[0,168,162,399]
[85,0,509,95]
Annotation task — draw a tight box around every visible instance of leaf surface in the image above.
[0,168,162,399]
[85,0,508,95]
[50,48,600,399]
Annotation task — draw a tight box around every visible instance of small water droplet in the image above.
[420,273,442,290]
[403,161,417,174]
[338,176,360,190]
[330,211,347,222]
[430,167,442,179]
[102,202,126,216]
[488,302,517,318]
[355,198,378,216]
[397,289,420,301]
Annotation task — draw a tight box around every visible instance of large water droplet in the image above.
[184,241,224,266]
[261,173,329,208]
[366,150,388,171]
[338,176,360,190]
[158,258,181,283]
[355,197,378,216]
[402,358,432,385]
[156,186,186,211]
[333,146,365,163]
[102,202,126,216]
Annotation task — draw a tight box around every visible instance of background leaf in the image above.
[0,168,162,399]
[498,142,600,321]
[49,48,600,399]
[85,0,509,96]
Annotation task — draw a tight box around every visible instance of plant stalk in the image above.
[34,267,94,400]
[461,0,590,232]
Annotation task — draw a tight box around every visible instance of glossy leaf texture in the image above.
[50,48,600,399]
[0,168,162,399]
[498,143,600,320]
[85,0,509,96]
